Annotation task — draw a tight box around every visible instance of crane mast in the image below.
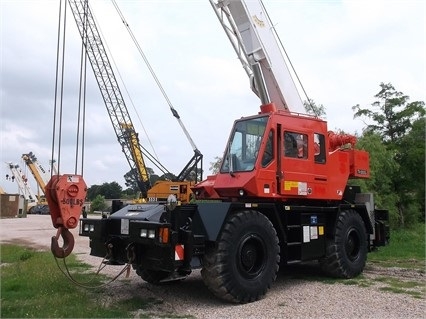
[209,0,305,112]
[21,152,50,194]
[67,0,155,198]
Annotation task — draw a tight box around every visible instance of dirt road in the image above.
[1,215,424,319]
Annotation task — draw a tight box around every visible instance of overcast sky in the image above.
[1,0,425,195]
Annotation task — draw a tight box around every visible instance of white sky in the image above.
[1,0,425,195]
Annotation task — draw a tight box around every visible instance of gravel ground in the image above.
[1,215,425,319]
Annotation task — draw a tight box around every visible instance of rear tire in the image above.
[201,211,280,303]
[320,209,367,278]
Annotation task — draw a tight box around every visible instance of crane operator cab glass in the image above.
[221,116,269,173]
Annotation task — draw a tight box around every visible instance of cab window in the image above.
[261,130,274,167]
[314,133,326,164]
[284,131,308,159]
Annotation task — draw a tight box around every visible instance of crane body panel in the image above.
[206,110,370,201]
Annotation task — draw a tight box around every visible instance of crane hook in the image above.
[51,227,75,258]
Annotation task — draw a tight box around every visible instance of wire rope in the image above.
[51,0,63,178]
[90,4,160,161]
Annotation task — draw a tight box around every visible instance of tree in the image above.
[87,182,123,200]
[90,194,107,213]
[352,83,425,228]
[209,156,222,175]
[350,132,400,228]
[124,167,156,193]
[394,117,425,224]
[86,184,101,201]
[304,99,326,118]
[352,82,425,144]
[99,181,122,199]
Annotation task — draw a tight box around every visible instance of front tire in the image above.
[201,211,280,303]
[320,209,368,278]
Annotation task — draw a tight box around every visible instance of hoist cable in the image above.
[90,6,160,161]
[57,0,68,175]
[75,0,89,176]
[111,1,173,111]
[51,0,63,179]
[111,0,201,153]
[52,0,68,177]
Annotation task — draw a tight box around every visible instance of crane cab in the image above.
[194,105,370,202]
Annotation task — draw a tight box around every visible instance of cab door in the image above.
[280,129,315,197]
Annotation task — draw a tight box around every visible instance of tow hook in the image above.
[51,227,75,258]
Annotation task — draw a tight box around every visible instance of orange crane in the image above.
[49,0,389,303]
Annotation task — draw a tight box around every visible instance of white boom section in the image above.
[209,0,304,113]
[6,163,37,202]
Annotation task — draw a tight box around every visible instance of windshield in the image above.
[221,116,268,173]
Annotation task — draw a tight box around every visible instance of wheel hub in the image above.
[237,235,266,279]
[345,228,361,261]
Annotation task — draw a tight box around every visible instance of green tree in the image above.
[90,194,107,212]
[352,82,425,228]
[304,98,326,118]
[394,117,425,224]
[350,132,400,228]
[99,182,122,199]
[87,182,122,200]
[124,167,156,193]
[86,184,101,201]
[209,156,222,174]
[352,82,425,144]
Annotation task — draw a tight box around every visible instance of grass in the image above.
[1,224,424,316]
[368,223,425,270]
[0,244,165,318]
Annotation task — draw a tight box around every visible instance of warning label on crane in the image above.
[66,175,79,183]
[284,181,308,196]
[175,244,184,261]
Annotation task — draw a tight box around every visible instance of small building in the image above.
[0,194,27,218]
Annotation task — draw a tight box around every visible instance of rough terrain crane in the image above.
[21,152,55,214]
[48,0,389,303]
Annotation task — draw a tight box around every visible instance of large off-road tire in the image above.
[320,209,367,278]
[201,210,280,303]
[135,267,170,284]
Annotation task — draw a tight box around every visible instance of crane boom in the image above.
[209,0,305,112]
[6,163,37,202]
[68,0,157,198]
[21,152,49,194]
